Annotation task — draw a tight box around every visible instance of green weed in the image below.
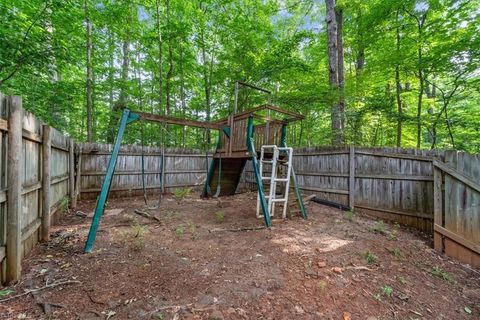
[382,285,393,297]
[0,289,14,297]
[59,196,70,214]
[216,211,225,223]
[393,248,403,259]
[187,221,196,239]
[397,276,407,285]
[132,219,147,250]
[173,188,192,200]
[344,210,354,221]
[175,226,185,237]
[364,251,378,264]
[431,266,453,283]
[318,280,327,291]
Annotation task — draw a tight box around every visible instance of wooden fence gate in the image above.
[433,151,480,267]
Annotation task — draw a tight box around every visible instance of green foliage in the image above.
[59,197,70,214]
[173,188,192,200]
[431,266,453,283]
[1,0,479,153]
[364,251,378,264]
[392,248,403,259]
[344,210,354,221]
[175,226,184,237]
[132,219,147,251]
[0,289,14,297]
[216,211,225,223]
[318,280,327,291]
[381,285,393,297]
[397,276,407,285]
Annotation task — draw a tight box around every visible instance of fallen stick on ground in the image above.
[345,265,374,271]
[134,209,162,223]
[0,280,81,303]
[209,226,266,232]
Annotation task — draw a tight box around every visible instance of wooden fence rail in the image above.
[244,146,445,232]
[0,93,74,284]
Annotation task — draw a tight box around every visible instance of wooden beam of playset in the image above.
[135,111,223,130]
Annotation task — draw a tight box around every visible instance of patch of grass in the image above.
[393,248,404,259]
[132,219,147,251]
[216,211,225,223]
[374,293,382,301]
[59,196,70,214]
[344,210,354,221]
[187,221,196,239]
[393,222,400,231]
[431,266,453,283]
[173,188,192,200]
[154,313,165,320]
[382,285,393,297]
[397,276,407,285]
[0,289,14,297]
[318,280,327,291]
[364,251,378,264]
[175,226,185,237]
[375,220,386,233]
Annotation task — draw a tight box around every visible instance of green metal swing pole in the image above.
[247,116,272,228]
[84,109,139,253]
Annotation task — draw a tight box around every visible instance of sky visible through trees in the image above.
[0,0,479,152]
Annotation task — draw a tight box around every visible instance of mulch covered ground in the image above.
[1,191,479,319]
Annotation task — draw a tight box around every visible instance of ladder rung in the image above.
[271,198,287,202]
[274,178,289,182]
[261,160,273,164]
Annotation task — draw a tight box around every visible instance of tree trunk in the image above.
[155,0,164,115]
[165,0,173,116]
[180,44,186,147]
[45,3,62,126]
[85,0,94,142]
[200,28,212,144]
[336,7,345,141]
[325,0,345,145]
[106,27,130,143]
[395,11,402,147]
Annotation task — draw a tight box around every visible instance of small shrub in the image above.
[431,266,453,283]
[216,211,225,223]
[0,289,14,297]
[132,220,147,251]
[375,220,386,233]
[382,286,393,297]
[393,248,403,259]
[397,276,407,285]
[364,251,378,264]
[344,210,354,221]
[59,196,70,214]
[175,226,185,237]
[187,221,196,239]
[318,280,327,291]
[174,188,192,200]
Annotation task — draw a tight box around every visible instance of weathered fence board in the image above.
[0,93,73,284]
[434,151,480,267]
[79,143,210,199]
[244,146,444,232]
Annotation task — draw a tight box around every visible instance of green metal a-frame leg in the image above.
[84,109,139,253]
[247,116,272,228]
[279,123,307,220]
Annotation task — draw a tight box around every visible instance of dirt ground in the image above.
[1,191,479,320]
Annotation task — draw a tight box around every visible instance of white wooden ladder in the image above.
[256,145,293,219]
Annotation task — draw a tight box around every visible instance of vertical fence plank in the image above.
[41,125,51,241]
[6,96,22,283]
[69,138,75,208]
[349,146,355,209]
[433,166,443,252]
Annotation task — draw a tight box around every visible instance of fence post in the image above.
[72,146,82,208]
[41,125,51,242]
[349,146,355,210]
[69,138,75,209]
[6,96,23,283]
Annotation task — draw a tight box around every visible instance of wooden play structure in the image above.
[84,82,307,253]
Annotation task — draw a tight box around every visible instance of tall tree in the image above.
[84,0,94,142]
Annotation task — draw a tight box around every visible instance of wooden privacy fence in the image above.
[0,94,75,284]
[433,151,480,267]
[244,146,445,232]
[79,143,210,199]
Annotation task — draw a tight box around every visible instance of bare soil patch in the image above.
[1,192,479,319]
